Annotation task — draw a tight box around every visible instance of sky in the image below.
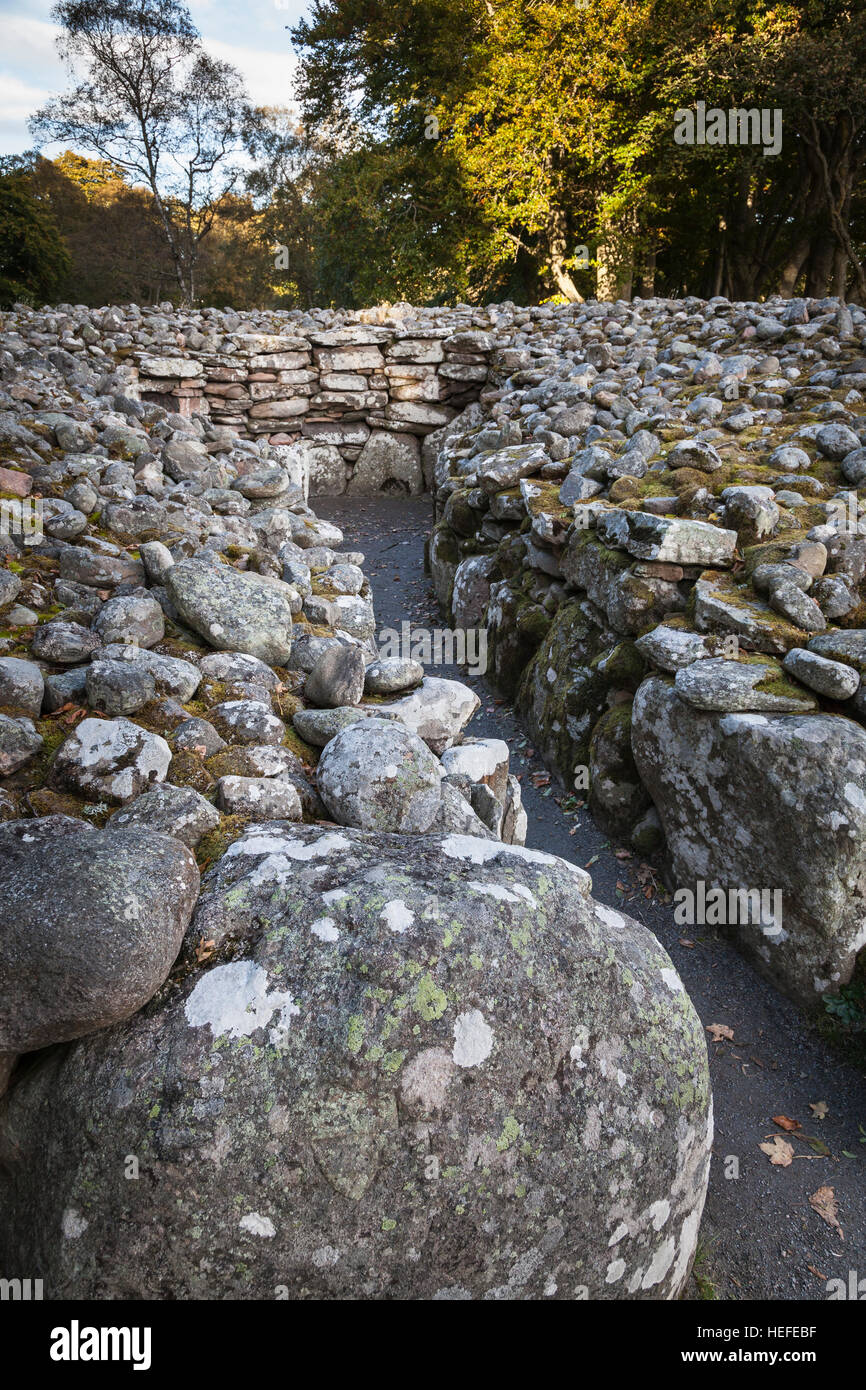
[0,0,312,157]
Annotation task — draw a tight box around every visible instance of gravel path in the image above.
[318,491,866,1303]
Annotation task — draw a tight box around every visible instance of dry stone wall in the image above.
[427,292,866,1007]
[119,306,499,494]
[0,297,713,1299]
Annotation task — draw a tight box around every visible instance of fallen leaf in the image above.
[614,848,632,860]
[706,1023,735,1042]
[807,1264,828,1282]
[802,1134,831,1156]
[679,937,696,949]
[773,1114,801,1132]
[809,1185,843,1239]
[759,1135,794,1167]
[195,936,216,964]
[809,1101,829,1120]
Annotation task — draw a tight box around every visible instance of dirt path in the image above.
[318,493,866,1302]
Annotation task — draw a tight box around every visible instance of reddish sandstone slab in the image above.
[0,467,32,497]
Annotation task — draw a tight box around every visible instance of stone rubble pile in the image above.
[5,300,500,495]
[0,299,710,1300]
[427,292,866,1004]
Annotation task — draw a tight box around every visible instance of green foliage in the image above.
[5,0,865,307]
[0,164,70,308]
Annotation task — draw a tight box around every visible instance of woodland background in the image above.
[1,0,864,310]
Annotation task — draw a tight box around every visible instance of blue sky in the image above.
[0,0,312,156]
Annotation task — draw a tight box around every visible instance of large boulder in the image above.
[632,676,866,1002]
[0,816,199,1055]
[348,431,422,494]
[0,825,711,1300]
[165,558,293,664]
[317,718,443,832]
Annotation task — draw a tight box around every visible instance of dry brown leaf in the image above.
[707,1023,735,1042]
[809,1185,843,1239]
[759,1135,794,1167]
[772,1114,801,1132]
[679,938,696,948]
[195,936,216,964]
[807,1264,828,1282]
[809,1101,829,1120]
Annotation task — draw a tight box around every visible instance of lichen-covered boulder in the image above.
[165,558,293,664]
[0,816,199,1055]
[632,676,866,1002]
[0,825,711,1300]
[381,676,480,754]
[317,718,443,832]
[49,716,171,803]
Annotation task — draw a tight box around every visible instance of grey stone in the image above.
[380,676,480,755]
[348,431,422,495]
[768,581,826,632]
[31,621,101,665]
[365,657,424,695]
[634,627,714,673]
[92,592,165,649]
[86,659,156,715]
[632,676,866,1002]
[0,824,711,1299]
[43,667,88,713]
[317,719,443,832]
[0,816,198,1052]
[808,629,866,673]
[173,717,226,757]
[0,570,22,611]
[50,717,172,803]
[109,783,220,847]
[292,705,396,747]
[305,645,366,709]
[166,559,293,664]
[815,422,861,461]
[209,700,286,746]
[674,658,815,713]
[215,776,302,820]
[596,511,737,567]
[0,657,44,717]
[782,647,860,700]
[0,714,43,774]
[98,644,201,701]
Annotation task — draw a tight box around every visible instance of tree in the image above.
[30,0,256,304]
[652,0,866,301]
[291,0,866,304]
[0,163,70,308]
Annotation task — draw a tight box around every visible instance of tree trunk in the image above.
[546,209,583,302]
[596,213,635,301]
[805,233,836,296]
[777,235,812,298]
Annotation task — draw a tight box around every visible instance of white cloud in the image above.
[0,13,65,154]
[0,9,297,155]
[207,36,296,110]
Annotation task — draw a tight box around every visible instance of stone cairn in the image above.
[21,288,866,1297]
